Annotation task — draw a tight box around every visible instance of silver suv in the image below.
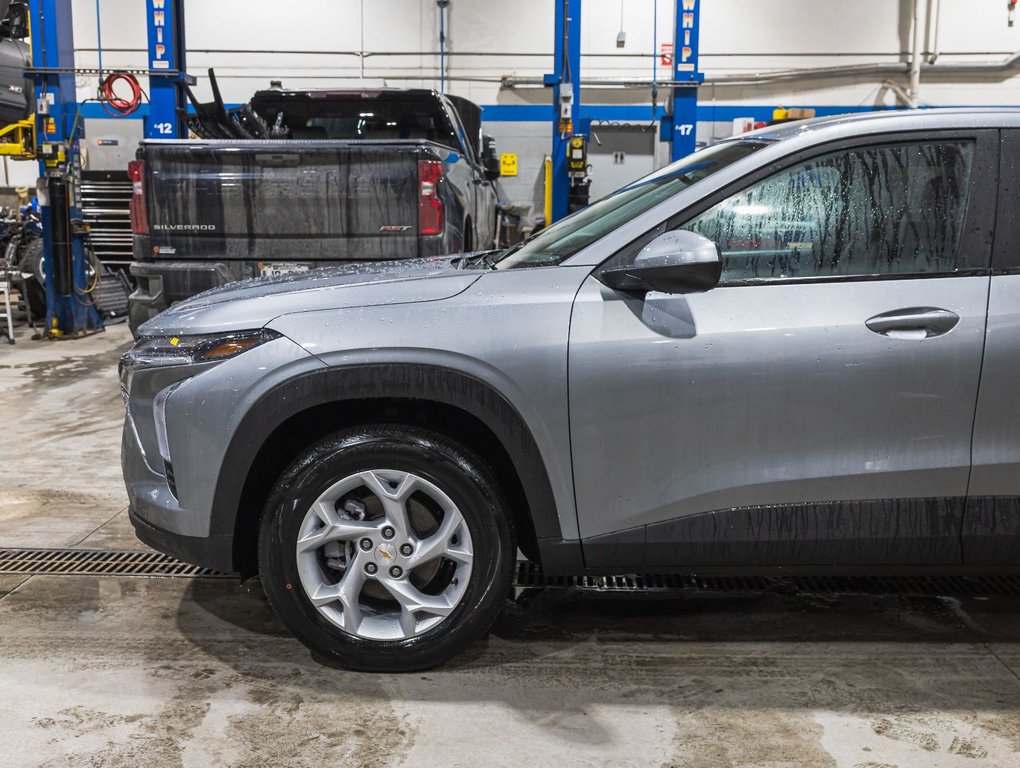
[121,109,1020,671]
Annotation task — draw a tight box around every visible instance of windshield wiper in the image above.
[453,251,499,270]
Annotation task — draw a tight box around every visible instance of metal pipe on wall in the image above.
[908,0,924,106]
[437,0,449,93]
[928,0,942,64]
[501,47,1020,90]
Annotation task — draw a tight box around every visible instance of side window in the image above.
[446,105,478,165]
[685,141,975,282]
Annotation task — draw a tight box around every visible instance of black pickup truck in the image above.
[127,88,501,332]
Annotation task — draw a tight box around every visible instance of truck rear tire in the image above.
[18,238,45,320]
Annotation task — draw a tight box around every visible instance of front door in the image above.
[569,132,997,569]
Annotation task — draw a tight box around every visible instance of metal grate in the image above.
[512,561,1020,597]
[0,548,229,579]
[4,549,1020,597]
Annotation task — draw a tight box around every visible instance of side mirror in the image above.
[600,230,722,295]
[483,159,501,181]
[481,133,500,180]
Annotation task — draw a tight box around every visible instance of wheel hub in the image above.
[374,542,398,565]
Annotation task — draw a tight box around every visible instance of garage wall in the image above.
[31,0,1020,209]
[66,0,1020,105]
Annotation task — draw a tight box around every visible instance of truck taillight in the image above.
[128,159,148,235]
[418,159,444,236]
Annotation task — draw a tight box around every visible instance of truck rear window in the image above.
[252,94,458,146]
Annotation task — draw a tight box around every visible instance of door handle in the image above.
[865,307,960,339]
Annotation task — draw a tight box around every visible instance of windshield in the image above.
[495,139,769,269]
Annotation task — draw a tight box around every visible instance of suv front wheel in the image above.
[258,424,515,672]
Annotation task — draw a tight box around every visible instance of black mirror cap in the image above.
[482,153,501,179]
[600,259,722,295]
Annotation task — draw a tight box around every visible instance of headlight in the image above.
[122,328,282,368]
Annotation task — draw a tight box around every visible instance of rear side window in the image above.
[684,141,975,282]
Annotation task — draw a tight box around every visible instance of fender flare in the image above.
[210,362,566,551]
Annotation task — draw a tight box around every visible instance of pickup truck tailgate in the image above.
[144,140,422,261]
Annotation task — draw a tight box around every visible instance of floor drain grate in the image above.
[0,548,230,579]
[4,549,1020,596]
[513,561,1020,597]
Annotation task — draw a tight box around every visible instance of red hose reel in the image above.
[99,72,143,117]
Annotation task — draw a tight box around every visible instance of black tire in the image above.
[258,424,516,672]
[19,238,45,319]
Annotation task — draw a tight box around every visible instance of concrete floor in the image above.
[2,323,1020,767]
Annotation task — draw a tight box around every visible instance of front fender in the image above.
[210,363,580,572]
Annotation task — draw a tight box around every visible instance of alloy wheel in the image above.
[294,469,474,641]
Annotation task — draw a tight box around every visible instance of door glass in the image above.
[685,141,975,282]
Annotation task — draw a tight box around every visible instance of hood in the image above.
[138,256,484,336]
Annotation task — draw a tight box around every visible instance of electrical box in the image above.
[40,142,66,168]
[559,90,573,120]
[567,134,587,177]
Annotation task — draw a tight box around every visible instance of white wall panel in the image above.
[62,0,1020,107]
[46,0,1020,207]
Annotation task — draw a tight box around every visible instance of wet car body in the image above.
[120,108,1020,668]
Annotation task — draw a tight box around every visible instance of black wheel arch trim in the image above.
[210,362,573,570]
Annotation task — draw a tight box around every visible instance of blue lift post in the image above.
[547,0,581,223]
[144,0,189,139]
[662,0,703,162]
[28,0,103,336]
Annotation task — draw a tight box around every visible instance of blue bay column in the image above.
[145,0,189,139]
[547,0,582,223]
[667,0,703,162]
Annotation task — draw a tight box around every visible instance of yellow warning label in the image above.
[500,152,518,177]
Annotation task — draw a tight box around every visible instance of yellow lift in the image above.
[0,117,36,160]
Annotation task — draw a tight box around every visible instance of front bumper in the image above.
[129,506,235,573]
[120,332,326,572]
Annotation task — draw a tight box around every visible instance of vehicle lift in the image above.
[547,0,701,223]
[25,0,188,337]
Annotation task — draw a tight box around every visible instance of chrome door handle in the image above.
[865,307,960,339]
